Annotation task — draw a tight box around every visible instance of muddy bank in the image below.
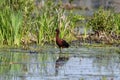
[71,30,120,47]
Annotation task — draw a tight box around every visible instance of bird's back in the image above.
[61,39,69,48]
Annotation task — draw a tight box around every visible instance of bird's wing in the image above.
[61,39,70,47]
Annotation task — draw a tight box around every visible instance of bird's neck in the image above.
[56,32,60,40]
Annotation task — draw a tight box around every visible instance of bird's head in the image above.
[55,28,60,33]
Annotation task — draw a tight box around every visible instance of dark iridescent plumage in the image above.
[55,28,69,52]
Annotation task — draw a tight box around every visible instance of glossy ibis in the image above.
[55,28,69,52]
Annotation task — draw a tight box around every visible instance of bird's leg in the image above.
[59,48,62,53]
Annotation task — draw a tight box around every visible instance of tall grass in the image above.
[0,0,35,46]
[0,7,23,46]
[87,8,120,34]
[0,0,78,47]
[87,8,120,43]
[0,7,12,45]
[11,11,23,46]
[0,0,33,46]
[33,1,77,45]
[1,1,119,47]
[87,8,113,32]
[113,13,120,36]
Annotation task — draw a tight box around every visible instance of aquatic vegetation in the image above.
[34,1,80,45]
[0,0,79,47]
[11,11,23,46]
[0,0,35,46]
[0,1,120,47]
[87,8,114,32]
[0,8,23,46]
[87,8,120,44]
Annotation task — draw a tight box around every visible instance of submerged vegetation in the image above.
[0,0,120,48]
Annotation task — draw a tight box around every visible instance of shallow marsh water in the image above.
[0,46,120,80]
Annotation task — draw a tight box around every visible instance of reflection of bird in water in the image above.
[111,78,113,80]
[55,56,69,75]
[55,28,69,53]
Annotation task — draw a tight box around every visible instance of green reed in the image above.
[113,13,120,35]
[87,8,120,43]
[11,11,23,46]
[33,1,57,45]
[0,8,23,46]
[87,8,120,34]
[2,0,119,47]
[34,1,78,45]
[0,7,12,45]
[0,0,35,46]
[0,0,83,47]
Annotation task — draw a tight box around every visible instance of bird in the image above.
[55,28,69,53]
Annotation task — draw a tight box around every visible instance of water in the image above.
[0,46,120,80]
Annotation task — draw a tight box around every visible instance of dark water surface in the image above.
[0,47,120,80]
